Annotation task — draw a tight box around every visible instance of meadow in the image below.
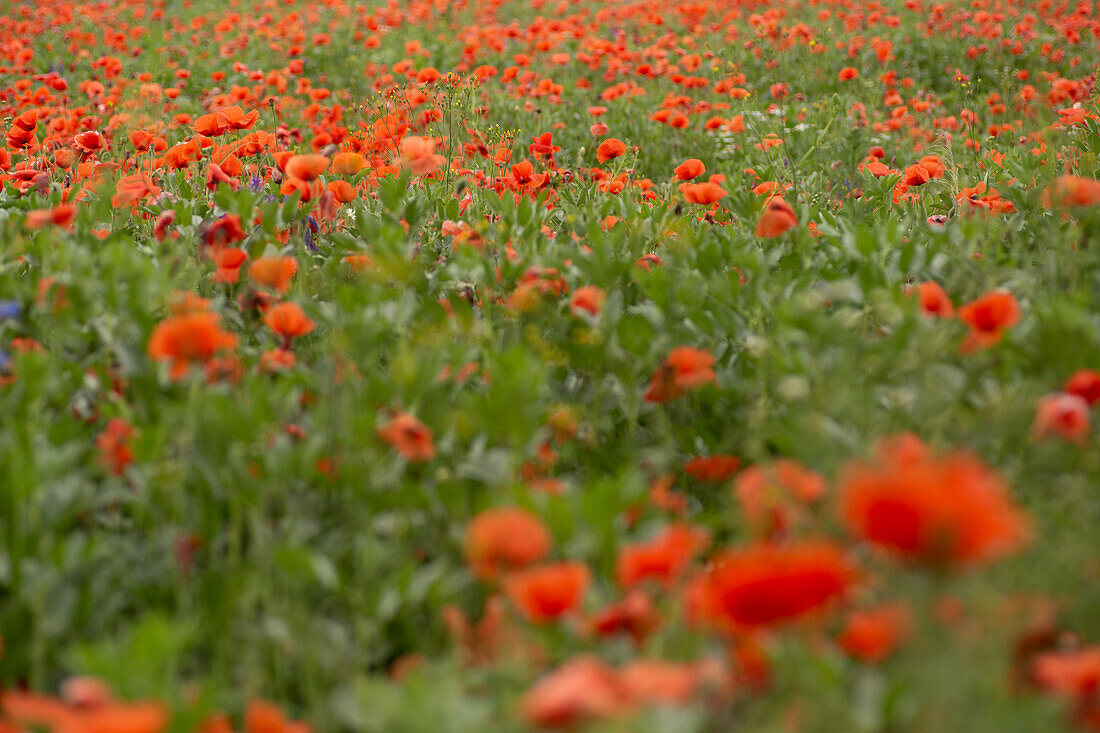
[2,0,1100,730]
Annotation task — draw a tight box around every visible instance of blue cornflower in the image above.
[0,301,21,320]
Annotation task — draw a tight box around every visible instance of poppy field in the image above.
[3,0,1100,730]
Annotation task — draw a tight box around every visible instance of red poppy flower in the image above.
[674,159,706,180]
[263,302,315,341]
[616,523,709,588]
[259,348,297,373]
[1033,646,1100,697]
[112,173,161,208]
[249,256,298,294]
[683,455,741,482]
[1064,369,1100,405]
[1042,176,1100,208]
[0,692,168,733]
[570,285,605,316]
[194,112,230,137]
[1032,392,1090,444]
[398,136,445,176]
[202,215,246,250]
[465,507,552,580]
[911,281,954,318]
[644,346,716,403]
[756,196,797,237]
[73,130,108,156]
[26,204,75,230]
[958,290,1020,352]
[212,247,247,284]
[619,659,713,706]
[528,132,561,161]
[506,561,590,623]
[376,412,435,462]
[154,210,176,242]
[735,460,826,540]
[679,181,727,205]
[331,152,367,176]
[95,418,134,475]
[7,112,37,149]
[221,106,259,130]
[596,138,627,163]
[284,154,330,181]
[839,433,1029,568]
[326,179,357,203]
[520,657,632,729]
[837,602,912,664]
[148,312,238,379]
[589,590,660,644]
[695,540,856,629]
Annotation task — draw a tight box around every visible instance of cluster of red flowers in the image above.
[911,283,1022,352]
[1,0,1098,728]
[455,430,1030,728]
[0,647,310,733]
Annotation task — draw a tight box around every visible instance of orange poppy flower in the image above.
[506,561,590,623]
[112,173,161,208]
[331,152,368,175]
[194,112,230,137]
[596,138,627,163]
[735,460,826,540]
[154,210,176,242]
[376,412,435,462]
[263,302,315,341]
[285,154,330,181]
[397,136,445,176]
[6,111,37,149]
[257,348,295,373]
[958,290,1020,352]
[220,106,259,130]
[589,589,660,644]
[644,346,716,403]
[1032,646,1100,697]
[695,540,855,629]
[147,311,238,379]
[569,285,605,316]
[73,130,107,156]
[837,602,912,664]
[839,433,1029,568]
[910,281,954,318]
[53,148,76,170]
[619,659,707,706]
[756,196,797,237]
[26,204,75,230]
[249,256,298,294]
[683,455,741,482]
[1,692,168,733]
[465,507,552,580]
[343,253,374,271]
[212,247,247,284]
[674,159,705,180]
[520,657,633,729]
[616,523,709,588]
[1032,392,1090,444]
[326,179,357,203]
[202,215,246,250]
[169,291,211,315]
[1041,176,1100,208]
[1064,369,1100,405]
[244,699,289,733]
[679,181,727,205]
[95,418,134,475]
